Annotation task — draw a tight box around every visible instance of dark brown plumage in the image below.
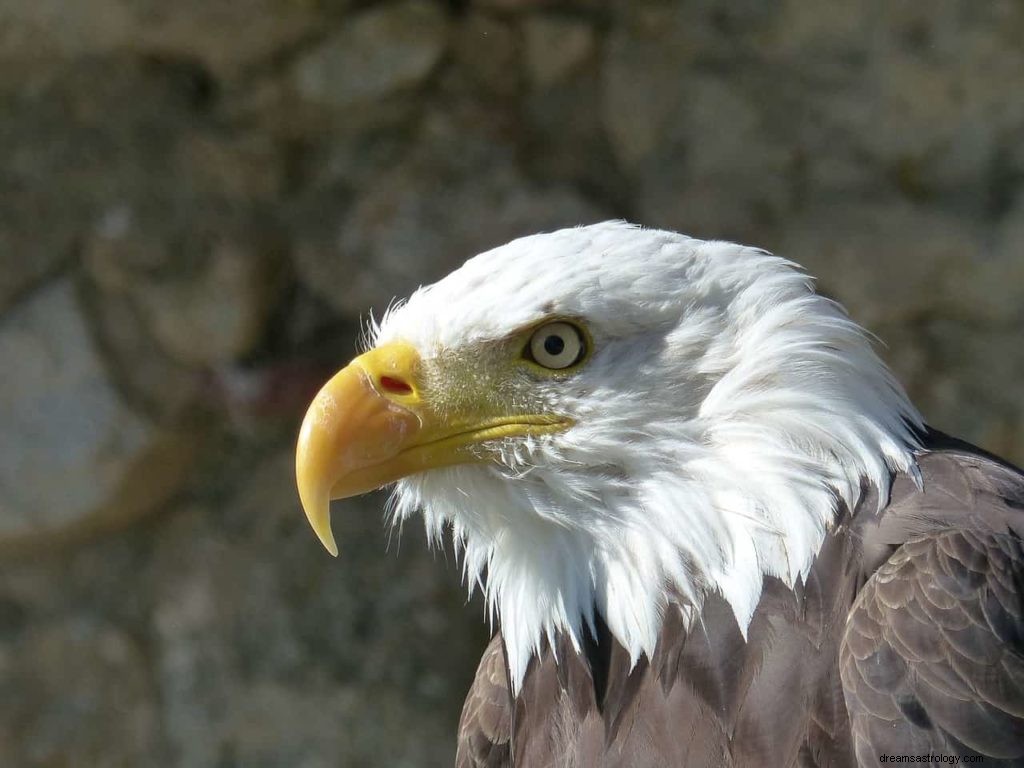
[456,431,1024,767]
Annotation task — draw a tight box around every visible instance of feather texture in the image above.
[374,222,924,690]
[455,438,1024,767]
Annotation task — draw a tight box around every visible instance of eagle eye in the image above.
[526,321,586,370]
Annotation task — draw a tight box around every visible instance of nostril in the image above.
[379,375,413,395]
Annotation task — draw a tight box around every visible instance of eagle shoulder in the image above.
[841,448,1024,768]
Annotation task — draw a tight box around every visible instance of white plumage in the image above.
[373,221,923,692]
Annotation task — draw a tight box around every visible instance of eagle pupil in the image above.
[544,335,565,356]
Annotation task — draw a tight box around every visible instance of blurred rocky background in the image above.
[0,0,1022,765]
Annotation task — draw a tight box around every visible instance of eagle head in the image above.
[296,221,922,689]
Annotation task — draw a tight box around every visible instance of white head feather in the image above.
[373,221,923,692]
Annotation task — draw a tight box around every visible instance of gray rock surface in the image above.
[524,16,596,87]
[0,1,1022,765]
[0,617,159,765]
[0,0,135,59]
[292,1,449,109]
[293,112,607,317]
[0,451,485,767]
[0,280,194,548]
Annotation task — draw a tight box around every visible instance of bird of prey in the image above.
[295,222,1024,767]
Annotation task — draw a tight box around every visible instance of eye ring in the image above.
[526,321,586,370]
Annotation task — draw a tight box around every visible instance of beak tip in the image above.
[296,468,340,558]
[298,490,340,558]
[323,534,339,558]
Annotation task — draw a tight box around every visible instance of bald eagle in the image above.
[296,222,1024,767]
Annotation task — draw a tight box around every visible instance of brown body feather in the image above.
[456,432,1024,767]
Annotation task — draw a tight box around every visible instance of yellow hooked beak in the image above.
[295,341,570,556]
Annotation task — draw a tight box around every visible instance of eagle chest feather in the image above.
[456,440,1024,768]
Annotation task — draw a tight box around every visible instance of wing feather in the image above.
[841,529,1024,765]
[456,634,512,768]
